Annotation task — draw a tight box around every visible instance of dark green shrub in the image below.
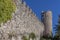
[0,0,16,24]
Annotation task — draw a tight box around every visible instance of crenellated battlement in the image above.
[22,1,34,14]
[13,0,36,17]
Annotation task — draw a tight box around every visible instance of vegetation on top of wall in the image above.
[0,0,16,24]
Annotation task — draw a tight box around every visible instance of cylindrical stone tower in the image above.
[41,11,52,36]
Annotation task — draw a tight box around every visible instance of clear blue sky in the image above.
[24,0,60,35]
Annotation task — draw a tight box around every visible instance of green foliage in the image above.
[0,0,16,24]
[41,33,53,40]
[40,35,53,40]
[54,15,60,35]
[22,32,36,40]
[53,35,60,40]
[29,32,36,40]
[53,15,60,40]
[22,36,28,40]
